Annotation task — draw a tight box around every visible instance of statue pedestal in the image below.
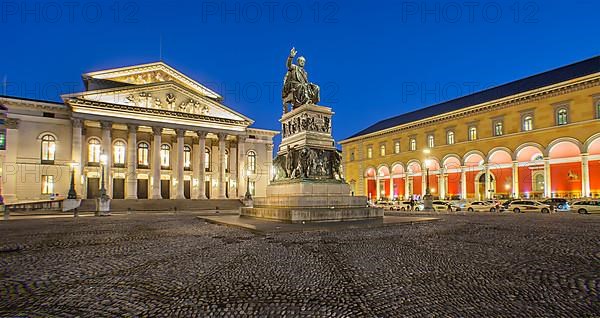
[95,197,111,216]
[242,104,383,223]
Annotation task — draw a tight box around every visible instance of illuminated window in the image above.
[367,147,373,159]
[184,145,192,169]
[205,147,211,172]
[113,140,126,165]
[597,100,600,118]
[42,175,54,194]
[409,138,416,151]
[88,138,101,163]
[394,141,400,154]
[523,116,533,131]
[137,142,149,167]
[380,144,386,156]
[41,134,56,163]
[533,174,545,192]
[447,131,455,145]
[557,108,568,125]
[427,135,434,148]
[247,150,257,173]
[494,122,503,136]
[160,144,170,168]
[468,127,477,141]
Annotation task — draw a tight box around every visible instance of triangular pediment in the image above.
[83,62,222,100]
[64,81,254,130]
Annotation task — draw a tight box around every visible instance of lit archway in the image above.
[548,140,582,198]
[443,155,462,199]
[406,160,422,198]
[487,148,513,198]
[463,151,485,199]
[515,143,544,199]
[364,167,376,200]
[391,163,405,200]
[585,135,600,197]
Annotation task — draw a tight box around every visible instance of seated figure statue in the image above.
[282,47,320,113]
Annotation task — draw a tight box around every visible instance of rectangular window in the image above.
[427,135,435,148]
[0,129,5,150]
[447,131,455,145]
[394,141,400,154]
[42,175,54,194]
[367,147,373,159]
[409,138,416,151]
[494,122,503,136]
[380,144,386,157]
[468,127,477,141]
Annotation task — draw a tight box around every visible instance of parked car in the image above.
[508,200,553,213]
[394,201,413,211]
[376,201,395,210]
[541,198,570,212]
[412,202,425,211]
[570,200,600,214]
[485,200,502,212]
[464,201,497,212]
[432,200,457,212]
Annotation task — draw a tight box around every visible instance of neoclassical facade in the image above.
[0,62,277,203]
[340,56,600,201]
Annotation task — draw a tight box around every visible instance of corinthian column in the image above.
[218,133,227,199]
[175,129,185,199]
[125,124,138,199]
[196,131,207,199]
[71,119,83,196]
[151,127,162,199]
[237,135,247,198]
[100,121,113,197]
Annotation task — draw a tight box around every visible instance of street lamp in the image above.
[99,153,108,198]
[422,148,434,212]
[67,162,79,199]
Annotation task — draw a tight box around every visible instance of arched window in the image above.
[183,145,192,170]
[88,138,101,164]
[494,122,503,136]
[205,147,211,172]
[113,140,126,165]
[468,127,477,141]
[247,150,257,173]
[557,108,568,125]
[41,134,56,163]
[137,142,149,167]
[409,138,416,151]
[447,131,455,145]
[523,116,533,131]
[427,135,434,148]
[160,144,170,168]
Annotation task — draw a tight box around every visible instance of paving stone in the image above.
[0,213,598,317]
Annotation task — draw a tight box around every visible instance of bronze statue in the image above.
[282,47,320,113]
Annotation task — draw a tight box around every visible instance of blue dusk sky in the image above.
[2,0,599,145]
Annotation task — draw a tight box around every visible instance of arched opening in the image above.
[377,166,391,200]
[407,161,422,199]
[391,164,405,200]
[443,156,461,199]
[463,152,484,199]
[515,145,544,199]
[487,149,513,198]
[548,141,582,198]
[475,171,496,200]
[587,137,600,198]
[364,167,376,200]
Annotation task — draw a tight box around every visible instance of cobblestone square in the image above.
[1,213,599,317]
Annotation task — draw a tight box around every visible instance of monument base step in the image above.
[240,206,383,223]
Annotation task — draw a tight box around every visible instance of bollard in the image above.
[73,208,79,218]
[127,207,132,215]
[3,209,8,221]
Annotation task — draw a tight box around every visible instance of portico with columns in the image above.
[0,62,276,204]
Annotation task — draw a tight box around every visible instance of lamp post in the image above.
[422,148,434,212]
[67,162,79,199]
[99,153,108,198]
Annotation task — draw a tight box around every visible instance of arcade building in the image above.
[340,56,600,201]
[0,62,277,204]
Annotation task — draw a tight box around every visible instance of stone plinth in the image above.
[241,181,383,223]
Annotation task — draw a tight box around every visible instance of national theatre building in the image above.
[340,56,600,201]
[0,62,277,204]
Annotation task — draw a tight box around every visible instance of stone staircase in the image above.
[78,199,244,212]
